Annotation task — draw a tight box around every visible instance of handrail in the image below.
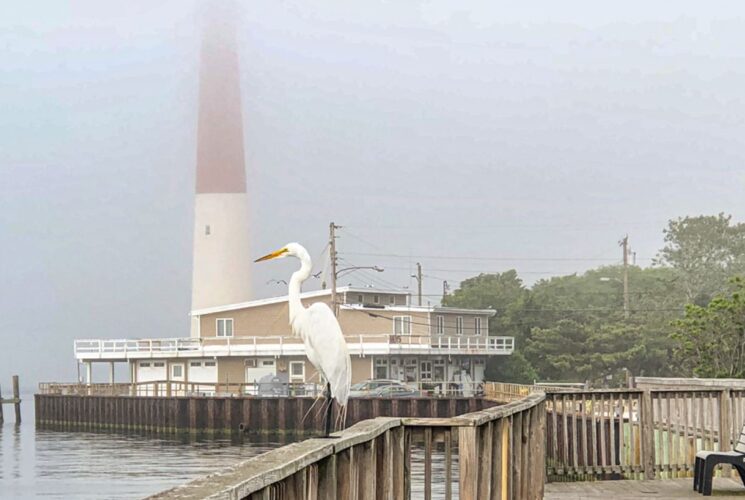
[150,391,547,499]
[74,334,515,358]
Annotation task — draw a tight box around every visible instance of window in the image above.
[456,316,464,335]
[204,361,216,367]
[474,317,482,336]
[216,318,233,337]
[245,359,256,368]
[374,295,380,304]
[357,294,363,303]
[262,360,275,366]
[374,358,389,379]
[389,296,395,305]
[394,316,412,335]
[153,362,165,367]
[190,361,202,368]
[172,364,183,378]
[436,315,444,335]
[433,359,446,381]
[140,362,151,368]
[289,361,305,380]
[404,358,417,382]
[205,225,211,235]
[420,360,432,381]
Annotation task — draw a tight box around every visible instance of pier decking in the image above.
[545,478,745,499]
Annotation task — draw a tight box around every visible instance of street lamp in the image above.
[322,266,384,289]
[337,266,384,278]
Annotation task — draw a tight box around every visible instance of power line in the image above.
[343,251,651,262]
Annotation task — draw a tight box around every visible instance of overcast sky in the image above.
[1,0,744,386]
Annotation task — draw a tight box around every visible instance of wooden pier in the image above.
[0,375,22,424]
[34,393,496,434]
[143,380,745,499]
[150,392,547,500]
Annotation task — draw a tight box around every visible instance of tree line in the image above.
[442,213,745,385]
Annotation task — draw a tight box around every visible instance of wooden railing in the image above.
[39,380,487,398]
[544,387,745,480]
[38,381,322,398]
[151,392,546,500]
[483,381,584,403]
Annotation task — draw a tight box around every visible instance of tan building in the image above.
[75,287,513,395]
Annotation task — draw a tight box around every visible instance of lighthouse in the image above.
[191,2,251,334]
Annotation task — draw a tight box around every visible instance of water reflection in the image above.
[1,397,288,499]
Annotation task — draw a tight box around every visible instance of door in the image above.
[171,363,185,395]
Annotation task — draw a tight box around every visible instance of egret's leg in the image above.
[324,382,333,437]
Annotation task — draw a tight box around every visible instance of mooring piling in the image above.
[0,375,22,424]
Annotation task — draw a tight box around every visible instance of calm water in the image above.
[1,395,460,499]
[0,395,287,499]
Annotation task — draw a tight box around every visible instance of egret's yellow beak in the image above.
[254,247,289,262]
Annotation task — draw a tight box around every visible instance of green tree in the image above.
[671,277,745,378]
[655,214,745,305]
[485,351,537,384]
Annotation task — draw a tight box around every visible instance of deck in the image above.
[545,478,745,499]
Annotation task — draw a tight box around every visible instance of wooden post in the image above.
[459,426,479,499]
[641,389,655,480]
[318,454,337,500]
[720,389,732,477]
[13,375,21,423]
[0,384,4,424]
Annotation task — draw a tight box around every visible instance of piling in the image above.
[13,375,21,423]
[0,375,22,423]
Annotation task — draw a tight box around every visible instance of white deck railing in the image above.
[74,334,514,360]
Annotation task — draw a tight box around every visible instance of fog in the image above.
[1,0,744,387]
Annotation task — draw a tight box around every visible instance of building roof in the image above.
[190,287,496,317]
[190,286,409,316]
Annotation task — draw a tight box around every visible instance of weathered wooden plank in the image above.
[358,440,376,500]
[478,422,493,500]
[512,412,523,500]
[391,426,405,500]
[375,432,392,500]
[459,425,479,500]
[641,390,655,480]
[444,428,453,500]
[591,393,598,471]
[424,427,432,500]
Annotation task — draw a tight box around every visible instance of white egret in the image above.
[254,242,351,435]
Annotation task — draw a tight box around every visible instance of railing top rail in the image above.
[543,388,643,394]
[404,391,545,427]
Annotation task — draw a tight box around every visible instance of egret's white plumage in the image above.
[255,242,352,416]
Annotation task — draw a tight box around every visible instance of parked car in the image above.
[350,379,406,397]
[369,385,421,398]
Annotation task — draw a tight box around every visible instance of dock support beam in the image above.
[13,375,20,423]
[109,362,115,386]
[0,376,22,424]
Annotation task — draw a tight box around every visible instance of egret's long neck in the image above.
[288,253,312,327]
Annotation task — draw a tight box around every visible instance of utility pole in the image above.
[416,262,423,306]
[620,235,629,318]
[329,222,340,316]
